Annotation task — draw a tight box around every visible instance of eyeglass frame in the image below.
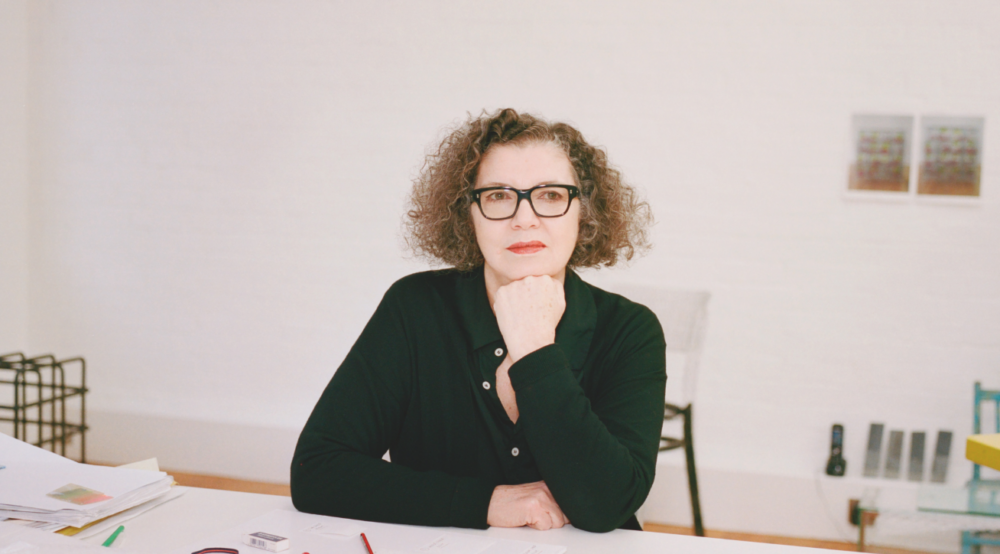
[469,184,581,221]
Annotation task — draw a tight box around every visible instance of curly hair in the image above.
[404,108,652,272]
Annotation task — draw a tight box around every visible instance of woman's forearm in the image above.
[292,438,494,528]
[508,327,666,532]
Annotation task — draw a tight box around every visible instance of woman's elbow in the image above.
[568,512,626,533]
[290,488,315,514]
[565,480,652,533]
[564,498,637,533]
[290,463,316,513]
[290,456,333,515]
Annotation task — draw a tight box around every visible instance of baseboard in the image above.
[87,410,300,484]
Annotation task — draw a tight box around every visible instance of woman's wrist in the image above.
[507,338,555,362]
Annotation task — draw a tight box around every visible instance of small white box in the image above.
[243,531,289,552]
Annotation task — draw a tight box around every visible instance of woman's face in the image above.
[471,142,580,287]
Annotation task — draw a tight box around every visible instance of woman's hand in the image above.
[487,481,570,530]
[493,275,566,361]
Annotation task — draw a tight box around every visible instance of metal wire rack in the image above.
[0,352,88,462]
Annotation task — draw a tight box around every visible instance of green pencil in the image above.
[102,525,124,547]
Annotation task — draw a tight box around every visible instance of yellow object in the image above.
[56,513,114,536]
[967,434,1000,471]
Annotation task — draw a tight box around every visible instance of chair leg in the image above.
[683,405,705,537]
[962,531,977,554]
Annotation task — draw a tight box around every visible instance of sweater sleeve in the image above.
[507,305,666,533]
[290,282,496,528]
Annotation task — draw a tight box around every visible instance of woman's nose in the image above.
[510,198,540,229]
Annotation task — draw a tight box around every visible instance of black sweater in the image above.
[291,267,666,532]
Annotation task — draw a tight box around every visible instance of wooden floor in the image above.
[169,469,291,497]
[166,471,930,554]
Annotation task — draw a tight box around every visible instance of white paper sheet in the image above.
[484,542,567,554]
[115,459,160,472]
[0,464,170,513]
[417,533,494,554]
[301,519,364,539]
[0,434,76,466]
[0,520,63,533]
[71,487,186,540]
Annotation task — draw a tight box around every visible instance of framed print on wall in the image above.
[849,115,913,193]
[917,116,984,197]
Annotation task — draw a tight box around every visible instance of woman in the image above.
[291,108,664,533]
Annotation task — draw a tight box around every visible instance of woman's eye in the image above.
[486,191,510,202]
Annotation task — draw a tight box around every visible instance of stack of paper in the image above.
[0,433,173,529]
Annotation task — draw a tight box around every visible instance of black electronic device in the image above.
[825,424,846,476]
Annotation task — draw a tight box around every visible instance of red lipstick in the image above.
[507,241,546,255]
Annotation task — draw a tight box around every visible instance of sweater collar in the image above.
[456,266,596,371]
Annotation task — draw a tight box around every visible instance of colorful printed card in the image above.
[46,484,113,505]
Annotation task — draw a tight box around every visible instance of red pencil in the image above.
[360,532,375,554]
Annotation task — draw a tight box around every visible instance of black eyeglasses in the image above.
[470,184,580,220]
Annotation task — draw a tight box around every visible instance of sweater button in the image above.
[494,348,504,357]
[482,381,491,390]
[511,447,520,457]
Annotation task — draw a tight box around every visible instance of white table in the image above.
[79,486,835,554]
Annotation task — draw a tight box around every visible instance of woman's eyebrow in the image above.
[476,180,564,190]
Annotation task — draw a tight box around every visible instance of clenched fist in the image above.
[487,481,570,530]
[493,275,566,361]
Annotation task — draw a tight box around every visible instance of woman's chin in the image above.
[489,259,566,283]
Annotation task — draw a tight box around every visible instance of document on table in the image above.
[68,487,186,539]
[301,519,365,538]
[177,508,565,554]
[0,434,173,528]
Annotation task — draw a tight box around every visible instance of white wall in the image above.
[0,0,30,353]
[17,0,1000,544]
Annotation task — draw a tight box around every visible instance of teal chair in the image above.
[962,382,1000,554]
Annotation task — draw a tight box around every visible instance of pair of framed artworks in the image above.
[849,115,985,197]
